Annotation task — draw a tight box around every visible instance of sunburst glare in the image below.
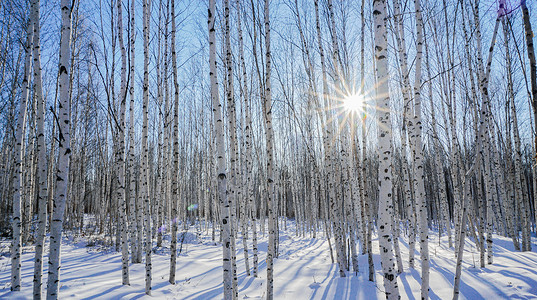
[342,93,365,114]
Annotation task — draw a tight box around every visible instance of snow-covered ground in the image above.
[1,221,536,299]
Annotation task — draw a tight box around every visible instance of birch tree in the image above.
[116,0,130,285]
[224,0,239,295]
[142,0,152,294]
[236,0,252,278]
[410,0,430,297]
[264,0,277,297]
[521,0,537,162]
[32,0,49,296]
[373,0,400,298]
[169,0,180,284]
[46,0,73,298]
[127,0,140,264]
[11,12,33,292]
[208,0,233,298]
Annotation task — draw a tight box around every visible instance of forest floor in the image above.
[1,220,537,299]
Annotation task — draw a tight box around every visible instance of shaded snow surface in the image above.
[1,221,536,299]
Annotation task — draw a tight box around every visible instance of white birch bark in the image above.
[362,120,375,282]
[11,15,33,292]
[392,191,403,274]
[32,0,49,295]
[373,0,399,298]
[410,0,430,297]
[358,0,367,258]
[313,0,345,278]
[169,0,179,284]
[116,0,130,285]
[457,2,474,254]
[223,0,239,295]
[132,0,143,261]
[236,0,252,277]
[521,0,537,172]
[46,0,72,297]
[453,175,472,300]
[264,1,276,298]
[154,1,164,249]
[22,131,35,245]
[208,1,233,298]
[327,0,349,275]
[142,0,152,294]
[392,0,417,268]
[127,0,140,264]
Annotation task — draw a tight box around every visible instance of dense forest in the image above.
[0,0,536,299]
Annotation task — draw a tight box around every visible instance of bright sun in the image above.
[342,93,364,113]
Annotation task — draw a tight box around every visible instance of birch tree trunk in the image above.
[359,0,374,272]
[127,0,140,264]
[236,0,252,277]
[11,15,33,292]
[328,0,349,275]
[363,119,375,282]
[32,0,49,295]
[392,0,418,269]
[521,0,537,166]
[373,0,399,298]
[313,0,346,278]
[169,0,179,284]
[46,0,72,298]
[116,0,130,285]
[133,0,143,260]
[264,0,276,298]
[142,0,152,294]
[359,0,368,261]
[453,175,472,300]
[410,0,430,297]
[223,0,239,295]
[208,1,233,298]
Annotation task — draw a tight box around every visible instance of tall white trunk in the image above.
[11,15,33,292]
[456,0,473,254]
[264,0,276,298]
[32,0,49,296]
[236,0,252,277]
[142,0,152,294]
[410,1,430,297]
[373,0,399,298]
[313,0,345,278]
[208,0,233,298]
[392,0,417,269]
[169,0,179,284]
[127,0,140,264]
[46,0,72,298]
[362,120,375,281]
[116,0,130,285]
[223,0,239,295]
[453,175,472,300]
[521,0,537,172]
[359,0,368,259]
[328,0,349,276]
